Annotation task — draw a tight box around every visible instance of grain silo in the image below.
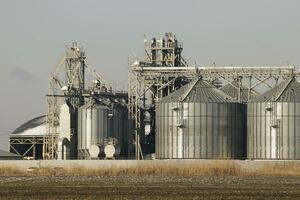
[77,102,128,159]
[248,77,300,159]
[156,78,247,159]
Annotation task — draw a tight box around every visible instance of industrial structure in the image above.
[128,32,300,160]
[9,42,128,160]
[77,101,128,159]
[220,81,259,103]
[9,116,46,159]
[9,33,300,160]
[156,78,247,159]
[248,77,300,159]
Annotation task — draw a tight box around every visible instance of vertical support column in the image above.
[237,76,242,103]
[248,76,252,102]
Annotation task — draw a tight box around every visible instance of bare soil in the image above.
[0,175,299,199]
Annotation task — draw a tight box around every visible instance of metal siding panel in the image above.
[166,103,171,158]
[296,103,300,159]
[188,103,195,158]
[247,103,251,159]
[157,99,247,159]
[288,103,295,159]
[157,103,162,158]
[220,104,226,158]
[172,103,177,158]
[261,103,266,159]
[194,104,200,158]
[206,103,213,157]
[265,103,271,159]
[231,104,236,158]
[282,103,289,159]
[200,103,207,158]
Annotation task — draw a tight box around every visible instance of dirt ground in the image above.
[0,175,299,200]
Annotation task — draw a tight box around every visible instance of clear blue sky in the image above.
[1,0,300,149]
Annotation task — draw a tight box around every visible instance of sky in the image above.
[1,0,300,150]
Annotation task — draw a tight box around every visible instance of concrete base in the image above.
[0,159,299,170]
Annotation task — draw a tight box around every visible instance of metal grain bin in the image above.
[77,103,129,159]
[248,77,300,159]
[78,104,109,159]
[109,104,129,157]
[156,78,247,159]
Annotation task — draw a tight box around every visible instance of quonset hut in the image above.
[155,78,247,159]
[248,77,300,159]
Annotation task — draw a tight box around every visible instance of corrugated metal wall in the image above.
[248,102,300,159]
[156,102,247,159]
[78,104,129,158]
[78,105,109,151]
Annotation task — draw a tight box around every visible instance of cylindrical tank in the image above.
[78,104,109,159]
[108,105,129,157]
[248,78,300,159]
[78,103,129,159]
[156,78,247,159]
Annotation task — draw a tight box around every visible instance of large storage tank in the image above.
[156,78,247,159]
[248,77,300,159]
[78,103,128,159]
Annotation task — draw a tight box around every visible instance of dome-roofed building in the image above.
[248,77,300,159]
[156,78,247,159]
[9,115,47,159]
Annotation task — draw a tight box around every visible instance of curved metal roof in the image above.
[160,78,234,103]
[10,115,47,137]
[220,81,259,102]
[251,77,300,102]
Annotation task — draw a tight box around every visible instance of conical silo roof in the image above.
[252,77,300,102]
[220,81,259,102]
[160,78,234,103]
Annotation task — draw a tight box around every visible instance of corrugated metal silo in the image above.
[248,77,300,159]
[156,78,247,159]
[78,103,129,159]
[78,104,109,159]
[109,105,129,157]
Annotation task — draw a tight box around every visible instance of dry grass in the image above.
[258,162,300,176]
[0,161,299,177]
